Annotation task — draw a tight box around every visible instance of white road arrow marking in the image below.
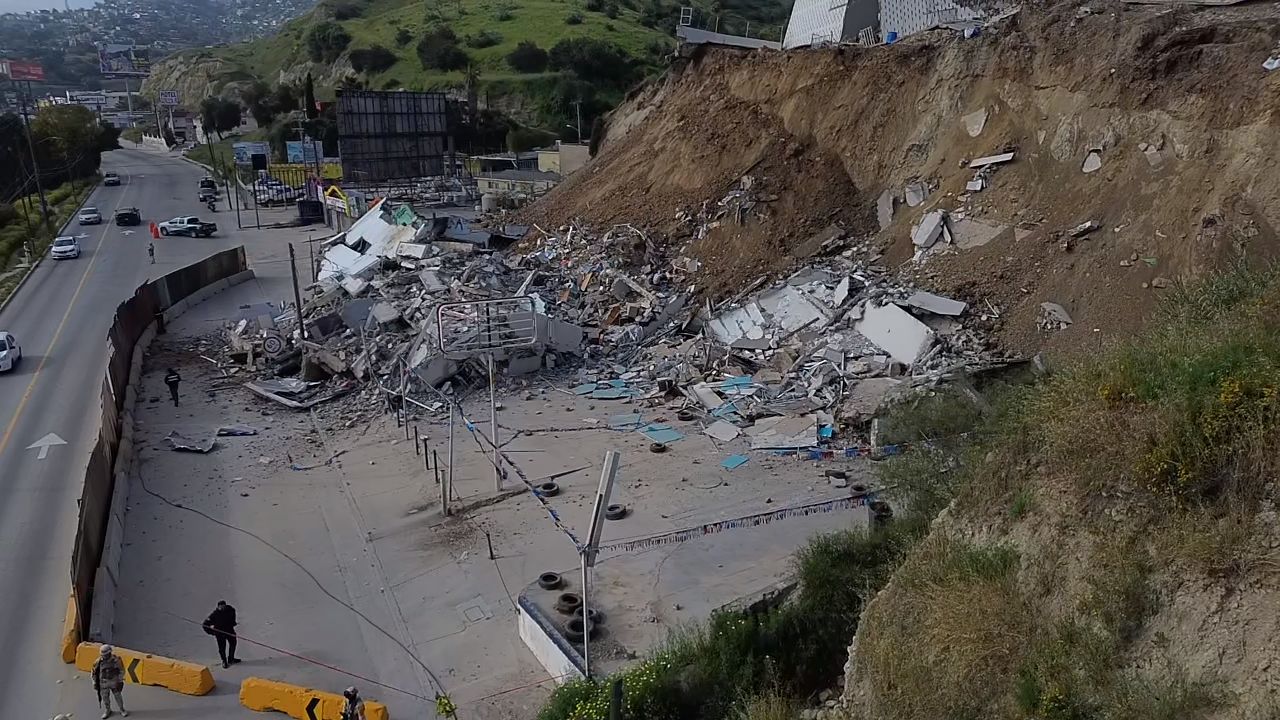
[121,230,135,236]
[27,433,66,460]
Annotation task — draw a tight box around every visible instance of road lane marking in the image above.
[26,432,66,460]
[0,170,134,459]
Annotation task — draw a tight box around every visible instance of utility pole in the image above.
[18,80,52,233]
[288,242,310,378]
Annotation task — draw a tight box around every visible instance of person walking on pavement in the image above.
[342,687,367,720]
[164,368,181,406]
[147,242,155,264]
[202,600,241,668]
[92,645,129,719]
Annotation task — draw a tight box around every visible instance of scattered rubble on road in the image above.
[200,192,1013,459]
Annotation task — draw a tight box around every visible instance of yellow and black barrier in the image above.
[61,592,79,663]
[75,642,215,696]
[240,677,390,720]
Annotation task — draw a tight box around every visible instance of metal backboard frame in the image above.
[336,90,449,182]
[436,297,537,354]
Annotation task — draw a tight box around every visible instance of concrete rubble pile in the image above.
[216,192,1007,448]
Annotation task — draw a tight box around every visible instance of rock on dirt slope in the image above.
[522,0,1280,361]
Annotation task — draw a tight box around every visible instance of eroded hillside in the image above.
[524,0,1280,359]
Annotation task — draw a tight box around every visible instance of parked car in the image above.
[103,172,121,186]
[78,206,102,225]
[158,216,218,237]
[50,235,81,260]
[0,331,20,372]
[114,207,142,226]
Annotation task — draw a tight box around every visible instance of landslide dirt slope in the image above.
[523,0,1280,359]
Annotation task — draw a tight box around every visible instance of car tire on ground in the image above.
[160,227,169,236]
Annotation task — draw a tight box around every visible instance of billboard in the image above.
[336,90,448,182]
[233,141,271,166]
[98,44,151,77]
[286,139,322,164]
[68,91,108,107]
[0,59,46,81]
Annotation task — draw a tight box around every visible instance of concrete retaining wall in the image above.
[517,596,583,682]
[88,269,256,641]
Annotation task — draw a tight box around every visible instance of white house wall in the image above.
[783,0,848,49]
[878,0,983,41]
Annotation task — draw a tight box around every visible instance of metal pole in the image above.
[123,77,135,127]
[609,679,623,720]
[485,531,494,560]
[444,404,454,517]
[19,82,52,234]
[580,551,591,679]
[413,426,420,455]
[489,352,500,492]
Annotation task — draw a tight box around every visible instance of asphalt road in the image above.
[0,146,267,719]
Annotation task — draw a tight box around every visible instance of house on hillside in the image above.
[536,142,590,177]
[782,0,1005,49]
[475,169,560,197]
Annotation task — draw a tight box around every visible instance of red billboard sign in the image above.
[0,59,46,81]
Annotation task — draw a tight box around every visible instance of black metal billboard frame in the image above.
[336,90,450,183]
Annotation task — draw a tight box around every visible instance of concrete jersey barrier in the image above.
[240,677,390,720]
[75,642,215,696]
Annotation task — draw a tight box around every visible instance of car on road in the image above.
[115,207,142,226]
[199,177,217,192]
[78,206,102,225]
[103,172,121,186]
[50,235,81,260]
[0,331,20,372]
[158,216,218,237]
[198,186,218,202]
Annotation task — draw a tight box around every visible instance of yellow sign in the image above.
[269,161,342,180]
[323,185,350,213]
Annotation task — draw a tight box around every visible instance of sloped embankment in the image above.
[524,0,1280,358]
[842,267,1280,720]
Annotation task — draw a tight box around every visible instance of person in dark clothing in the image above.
[202,600,240,668]
[164,368,181,406]
[342,687,367,720]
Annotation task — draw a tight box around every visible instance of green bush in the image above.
[506,40,549,73]
[416,26,470,70]
[349,44,398,72]
[538,520,925,720]
[464,29,503,48]
[565,10,584,23]
[306,21,352,62]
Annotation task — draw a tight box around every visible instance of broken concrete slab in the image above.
[419,269,448,292]
[748,415,817,449]
[950,218,1010,250]
[876,189,895,231]
[340,277,369,297]
[1069,220,1101,237]
[905,291,967,316]
[371,302,402,326]
[704,420,741,442]
[912,210,948,248]
[507,354,543,376]
[904,182,929,208]
[855,302,936,367]
[164,430,216,453]
[969,152,1016,169]
[841,377,903,420]
[216,424,259,436]
[1082,150,1103,174]
[963,108,988,137]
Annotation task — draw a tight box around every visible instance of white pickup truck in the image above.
[158,216,218,238]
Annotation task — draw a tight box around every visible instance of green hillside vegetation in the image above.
[177,0,682,132]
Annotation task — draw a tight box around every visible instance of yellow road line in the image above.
[0,169,136,459]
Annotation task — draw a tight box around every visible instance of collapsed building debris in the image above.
[206,188,1008,456]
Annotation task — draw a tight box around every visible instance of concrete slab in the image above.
[855,302,936,366]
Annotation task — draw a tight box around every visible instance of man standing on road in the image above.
[92,645,129,719]
[202,600,241,668]
[342,687,367,720]
[164,368,181,406]
[147,242,155,264]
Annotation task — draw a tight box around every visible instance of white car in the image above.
[0,331,20,372]
[78,206,102,225]
[50,235,81,259]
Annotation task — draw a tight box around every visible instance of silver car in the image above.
[50,235,81,260]
[78,206,102,225]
